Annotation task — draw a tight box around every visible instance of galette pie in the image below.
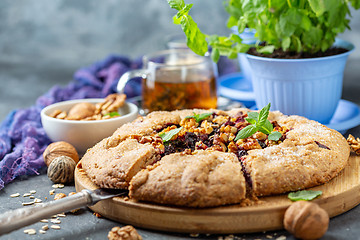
[80,108,350,207]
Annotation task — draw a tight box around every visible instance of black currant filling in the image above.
[315,141,330,150]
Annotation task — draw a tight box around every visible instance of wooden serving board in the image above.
[75,153,360,234]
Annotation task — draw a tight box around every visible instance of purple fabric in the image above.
[0,54,235,189]
[0,55,142,189]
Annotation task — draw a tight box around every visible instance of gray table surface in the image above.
[0,60,360,240]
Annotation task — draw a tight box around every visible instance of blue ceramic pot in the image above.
[246,39,354,124]
[232,27,256,82]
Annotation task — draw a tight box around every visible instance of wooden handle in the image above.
[0,190,92,236]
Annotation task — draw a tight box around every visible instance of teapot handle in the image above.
[117,69,147,93]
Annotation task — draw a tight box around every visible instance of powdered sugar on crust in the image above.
[244,114,350,196]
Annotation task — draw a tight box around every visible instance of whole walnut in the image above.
[67,102,96,120]
[43,141,79,166]
[47,156,76,183]
[284,201,329,240]
[108,225,142,240]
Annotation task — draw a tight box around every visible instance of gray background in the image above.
[0,1,360,239]
[0,0,360,121]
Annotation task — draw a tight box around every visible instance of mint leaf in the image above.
[197,112,212,122]
[258,120,273,135]
[268,131,282,141]
[245,117,256,125]
[211,48,220,62]
[292,35,302,53]
[167,0,184,11]
[247,112,259,120]
[104,111,121,117]
[281,37,291,51]
[159,127,183,143]
[300,15,312,31]
[351,0,360,9]
[288,190,322,201]
[256,45,275,54]
[257,103,271,127]
[234,125,257,141]
[185,112,212,123]
[302,26,323,51]
[308,0,326,17]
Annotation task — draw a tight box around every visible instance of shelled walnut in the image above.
[284,201,329,240]
[96,93,126,115]
[347,134,360,155]
[108,225,142,240]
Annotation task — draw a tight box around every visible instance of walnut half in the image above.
[347,134,360,155]
[108,225,142,240]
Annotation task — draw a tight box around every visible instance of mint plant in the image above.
[168,0,360,61]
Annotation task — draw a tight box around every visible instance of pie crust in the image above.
[80,108,350,207]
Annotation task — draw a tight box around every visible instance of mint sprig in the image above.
[168,0,208,56]
[288,190,322,201]
[159,127,183,143]
[185,112,212,123]
[234,103,281,141]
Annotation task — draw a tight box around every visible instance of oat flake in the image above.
[24,229,36,235]
[22,201,34,206]
[51,225,61,230]
[52,184,65,189]
[51,219,61,224]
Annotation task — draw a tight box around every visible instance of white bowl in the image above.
[41,98,138,154]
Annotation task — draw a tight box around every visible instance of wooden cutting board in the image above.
[75,153,360,234]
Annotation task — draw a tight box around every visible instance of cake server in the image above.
[0,188,128,235]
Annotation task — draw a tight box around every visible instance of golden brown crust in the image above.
[106,111,181,148]
[243,113,350,196]
[81,138,158,189]
[129,150,246,207]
